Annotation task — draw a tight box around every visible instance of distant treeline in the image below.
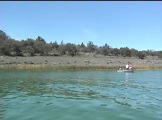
[0,30,162,59]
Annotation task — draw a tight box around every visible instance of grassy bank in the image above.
[0,64,119,71]
[133,65,162,70]
[0,64,162,71]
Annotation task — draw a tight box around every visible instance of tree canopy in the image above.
[0,29,161,59]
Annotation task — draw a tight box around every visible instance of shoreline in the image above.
[0,56,162,71]
[0,64,162,71]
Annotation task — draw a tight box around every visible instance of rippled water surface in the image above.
[0,70,162,120]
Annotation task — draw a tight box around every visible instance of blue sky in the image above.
[1,1,162,51]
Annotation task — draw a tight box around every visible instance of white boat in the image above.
[117,68,134,72]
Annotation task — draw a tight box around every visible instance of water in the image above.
[0,70,162,120]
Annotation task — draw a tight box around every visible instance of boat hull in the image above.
[117,69,134,72]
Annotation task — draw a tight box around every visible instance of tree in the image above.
[65,43,78,56]
[36,36,46,44]
[51,41,59,49]
[120,47,131,57]
[33,40,45,55]
[98,43,111,56]
[1,40,15,56]
[125,49,131,57]
[137,51,146,59]
[111,48,120,56]
[23,46,35,56]
[130,48,138,57]
[58,44,66,55]
[60,40,64,45]
[0,29,161,58]
[12,41,23,56]
[0,30,14,55]
[87,41,96,53]
[81,42,85,48]
[158,51,162,59]
[77,42,86,52]
[43,44,53,56]
[0,30,8,42]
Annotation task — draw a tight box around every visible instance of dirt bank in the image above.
[0,55,162,67]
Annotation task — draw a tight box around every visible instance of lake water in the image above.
[0,70,162,120]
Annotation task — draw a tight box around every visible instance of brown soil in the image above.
[0,55,162,67]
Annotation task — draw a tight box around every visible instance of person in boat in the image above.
[126,63,129,70]
[119,66,122,70]
[126,62,133,70]
[129,64,133,70]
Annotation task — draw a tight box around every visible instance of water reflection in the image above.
[125,72,129,82]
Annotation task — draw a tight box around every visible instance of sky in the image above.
[0,1,162,51]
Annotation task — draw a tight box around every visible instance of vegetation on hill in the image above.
[0,30,162,59]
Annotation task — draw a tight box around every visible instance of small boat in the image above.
[117,68,134,72]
